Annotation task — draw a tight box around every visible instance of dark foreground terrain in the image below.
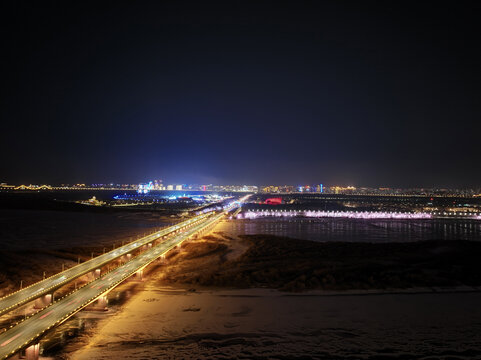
[67,232,481,360]
[161,233,481,291]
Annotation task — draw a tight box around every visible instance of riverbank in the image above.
[61,229,481,359]
[158,232,481,292]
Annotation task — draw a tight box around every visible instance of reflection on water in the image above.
[221,218,481,242]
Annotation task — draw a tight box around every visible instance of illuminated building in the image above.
[77,196,106,206]
[153,179,163,190]
[330,186,356,194]
[262,186,280,193]
[137,182,153,194]
[265,197,282,205]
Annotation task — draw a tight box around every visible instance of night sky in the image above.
[1,1,480,187]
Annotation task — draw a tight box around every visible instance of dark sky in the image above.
[1,1,480,187]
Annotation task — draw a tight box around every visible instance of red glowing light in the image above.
[265,197,282,205]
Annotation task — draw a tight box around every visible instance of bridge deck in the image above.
[0,211,226,359]
[0,213,210,316]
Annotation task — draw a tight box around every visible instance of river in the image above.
[218,217,481,242]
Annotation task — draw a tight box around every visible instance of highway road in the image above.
[0,209,230,359]
[0,212,212,316]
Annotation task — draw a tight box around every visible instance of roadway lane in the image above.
[0,210,229,359]
[0,212,212,316]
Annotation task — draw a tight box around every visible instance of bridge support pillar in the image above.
[34,293,52,309]
[159,254,166,263]
[130,269,143,281]
[89,268,101,281]
[96,295,108,311]
[25,343,40,360]
[120,253,130,263]
[86,295,108,311]
[92,268,101,279]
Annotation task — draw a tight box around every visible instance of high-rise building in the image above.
[137,181,153,194]
[153,179,163,190]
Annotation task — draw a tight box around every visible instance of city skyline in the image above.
[2,180,480,197]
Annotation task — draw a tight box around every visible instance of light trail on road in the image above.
[0,198,247,359]
[0,213,211,316]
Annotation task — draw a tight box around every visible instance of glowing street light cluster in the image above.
[239,209,481,220]
[239,210,434,220]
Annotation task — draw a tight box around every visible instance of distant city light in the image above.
[137,181,153,194]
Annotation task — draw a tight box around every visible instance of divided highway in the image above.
[0,212,212,316]
[0,209,229,359]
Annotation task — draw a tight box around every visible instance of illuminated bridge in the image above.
[239,209,481,220]
[0,195,250,360]
[0,213,212,317]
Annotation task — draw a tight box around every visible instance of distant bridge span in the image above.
[238,209,481,220]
